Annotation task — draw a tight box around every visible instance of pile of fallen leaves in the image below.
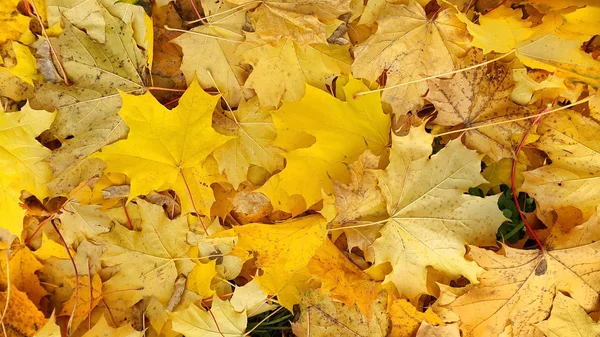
[1,0,600,335]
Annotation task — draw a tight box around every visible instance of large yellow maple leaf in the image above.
[258,77,390,214]
[459,5,600,87]
[426,49,535,161]
[93,81,230,215]
[238,34,352,108]
[171,295,247,337]
[97,200,193,321]
[352,0,469,115]
[521,110,600,222]
[0,105,54,235]
[373,126,504,299]
[228,0,351,45]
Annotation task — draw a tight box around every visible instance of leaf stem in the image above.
[511,107,547,251]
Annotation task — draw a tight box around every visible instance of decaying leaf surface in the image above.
[259,77,390,214]
[30,0,148,195]
[171,295,247,337]
[0,105,54,235]
[98,199,192,320]
[443,240,600,337]
[93,81,230,215]
[522,110,600,221]
[0,285,47,337]
[373,126,504,299]
[427,49,534,160]
[535,292,600,337]
[291,290,389,337]
[0,0,30,43]
[352,1,469,114]
[228,0,351,45]
[238,34,352,108]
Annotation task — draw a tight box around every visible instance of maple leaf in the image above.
[227,0,351,45]
[171,295,247,337]
[535,292,600,337]
[56,202,112,245]
[82,316,143,337]
[426,49,536,160]
[173,0,251,107]
[34,314,61,337]
[232,214,327,298]
[458,5,600,87]
[238,34,352,108]
[388,297,443,337]
[352,0,469,115]
[97,199,193,321]
[258,77,390,214]
[291,289,389,337]
[92,81,231,216]
[30,0,148,195]
[441,219,600,337]
[521,110,600,222]
[372,126,504,299]
[1,245,49,306]
[212,96,283,188]
[0,42,37,103]
[0,104,54,235]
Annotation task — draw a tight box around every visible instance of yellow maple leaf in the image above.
[238,34,352,108]
[93,81,231,216]
[233,215,327,298]
[98,200,193,321]
[521,110,600,222]
[212,96,283,188]
[372,126,504,299]
[59,274,102,317]
[458,5,600,87]
[171,295,247,336]
[388,297,443,337]
[1,245,49,306]
[259,77,390,214]
[34,314,61,337]
[352,0,469,115]
[186,259,217,299]
[535,292,600,337]
[81,315,143,337]
[426,49,536,160]
[0,105,54,236]
[173,0,252,107]
[228,0,351,45]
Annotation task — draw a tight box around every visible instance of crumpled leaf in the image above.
[352,0,469,115]
[427,49,535,160]
[0,105,54,235]
[291,289,388,337]
[259,77,390,214]
[171,295,247,337]
[227,0,351,45]
[535,292,600,337]
[98,199,193,321]
[238,34,352,108]
[30,1,148,195]
[373,126,504,299]
[173,0,251,107]
[212,96,283,188]
[521,110,600,222]
[92,81,230,215]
